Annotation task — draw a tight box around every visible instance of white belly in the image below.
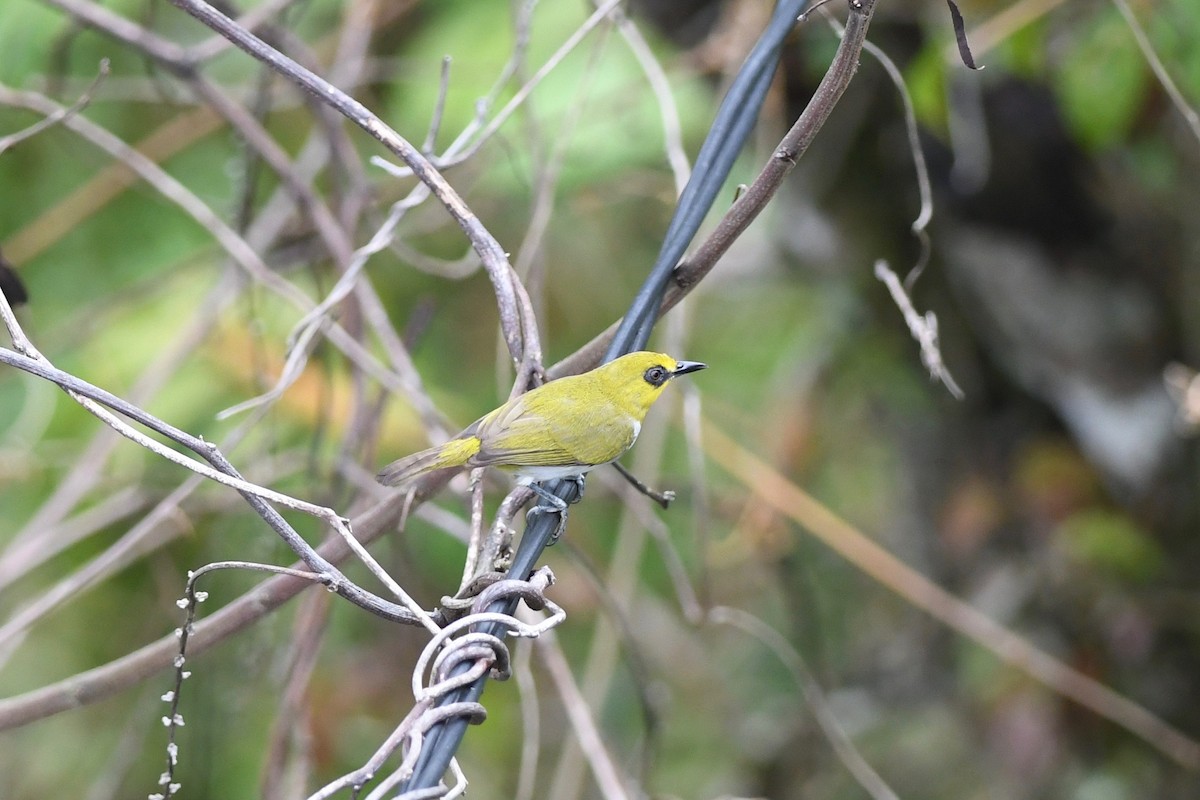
[512,464,599,484]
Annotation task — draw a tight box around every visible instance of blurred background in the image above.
[1,0,1199,797]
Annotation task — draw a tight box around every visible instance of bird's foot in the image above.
[526,482,573,544]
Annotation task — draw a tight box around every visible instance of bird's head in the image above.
[598,351,706,418]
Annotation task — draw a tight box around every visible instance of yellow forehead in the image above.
[611,351,677,373]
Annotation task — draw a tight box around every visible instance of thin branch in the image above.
[849,26,934,285]
[460,470,487,592]
[546,419,675,800]
[0,492,413,731]
[535,631,632,800]
[260,590,330,800]
[41,0,191,65]
[157,560,330,799]
[190,0,313,63]
[0,343,426,629]
[874,260,964,399]
[422,55,453,156]
[165,0,533,368]
[0,486,151,590]
[372,0,626,180]
[513,640,541,800]
[610,5,691,194]
[0,58,109,155]
[0,272,238,582]
[0,80,413,399]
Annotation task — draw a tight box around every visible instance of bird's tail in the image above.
[377,436,480,487]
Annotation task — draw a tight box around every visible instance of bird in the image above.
[377,351,706,510]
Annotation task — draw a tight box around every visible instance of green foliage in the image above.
[995,12,1052,77]
[0,2,73,84]
[905,44,950,133]
[1055,8,1148,151]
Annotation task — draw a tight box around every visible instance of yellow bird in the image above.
[377,351,705,508]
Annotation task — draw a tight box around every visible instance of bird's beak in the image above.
[672,360,707,376]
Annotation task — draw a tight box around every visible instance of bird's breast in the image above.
[555,410,640,466]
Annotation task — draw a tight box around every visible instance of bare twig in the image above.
[0,486,150,588]
[836,18,934,286]
[190,0,312,63]
[513,640,541,800]
[546,418,674,800]
[0,80,413,398]
[260,590,332,800]
[610,461,675,509]
[372,0,626,181]
[165,0,533,368]
[610,5,691,194]
[0,492,413,731]
[460,470,487,592]
[874,260,964,399]
[535,630,633,800]
[0,273,239,584]
[422,55,453,156]
[41,0,190,65]
[0,58,109,155]
[0,342,426,630]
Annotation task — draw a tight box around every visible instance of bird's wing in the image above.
[471,391,634,468]
[468,398,580,465]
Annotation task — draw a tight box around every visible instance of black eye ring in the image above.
[644,366,668,387]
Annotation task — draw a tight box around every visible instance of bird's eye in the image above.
[643,366,668,387]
